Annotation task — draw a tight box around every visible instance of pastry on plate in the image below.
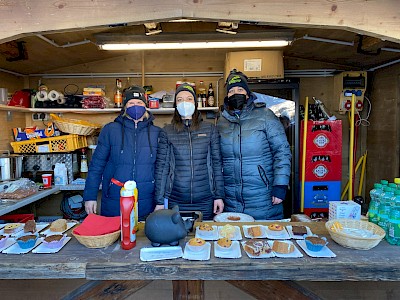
[187,237,206,252]
[50,219,68,232]
[272,240,294,254]
[219,224,236,239]
[304,236,328,252]
[227,215,241,221]
[248,226,263,237]
[3,223,21,234]
[216,237,232,250]
[268,223,284,231]
[243,239,272,256]
[24,220,37,233]
[197,223,215,237]
[291,225,307,236]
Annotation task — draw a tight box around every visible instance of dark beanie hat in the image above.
[123,85,147,107]
[226,69,251,96]
[174,83,197,104]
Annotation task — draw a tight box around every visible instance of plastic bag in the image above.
[0,178,39,200]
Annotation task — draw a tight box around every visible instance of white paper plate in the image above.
[195,225,219,240]
[3,239,41,254]
[241,241,275,259]
[13,223,50,237]
[214,240,242,259]
[214,212,254,222]
[0,237,16,252]
[242,225,268,239]
[0,223,24,236]
[218,225,243,240]
[265,226,290,240]
[32,237,71,254]
[286,225,313,239]
[140,246,183,262]
[296,240,336,258]
[41,222,77,236]
[267,240,303,258]
[183,242,211,261]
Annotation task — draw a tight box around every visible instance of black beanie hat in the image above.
[226,69,251,96]
[174,83,197,105]
[123,85,147,107]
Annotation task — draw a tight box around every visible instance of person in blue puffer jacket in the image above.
[217,70,291,220]
[83,85,161,219]
[154,83,225,220]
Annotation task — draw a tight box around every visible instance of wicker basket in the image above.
[50,114,101,136]
[325,219,385,250]
[72,230,120,248]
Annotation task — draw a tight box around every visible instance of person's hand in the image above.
[213,199,224,214]
[272,196,283,205]
[154,204,165,211]
[85,201,97,215]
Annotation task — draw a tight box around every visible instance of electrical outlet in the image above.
[32,112,49,121]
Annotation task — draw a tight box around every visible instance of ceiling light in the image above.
[96,31,293,50]
[144,22,162,36]
[216,22,239,34]
[100,40,290,50]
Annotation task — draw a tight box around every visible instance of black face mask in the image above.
[227,94,247,110]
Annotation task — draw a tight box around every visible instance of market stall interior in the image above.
[0,2,400,299]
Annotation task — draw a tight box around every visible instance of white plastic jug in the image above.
[54,163,68,185]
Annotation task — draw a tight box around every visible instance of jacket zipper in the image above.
[133,122,137,180]
[188,129,193,204]
[238,115,245,211]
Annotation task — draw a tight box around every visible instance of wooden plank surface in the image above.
[172,280,204,300]
[0,222,398,281]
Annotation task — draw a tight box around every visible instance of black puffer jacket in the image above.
[154,121,225,220]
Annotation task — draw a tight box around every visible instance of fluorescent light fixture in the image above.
[100,40,289,50]
[96,31,293,50]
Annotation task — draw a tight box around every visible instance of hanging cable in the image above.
[355,96,371,127]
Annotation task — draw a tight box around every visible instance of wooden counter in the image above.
[0,222,398,282]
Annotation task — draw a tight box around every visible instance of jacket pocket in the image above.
[257,165,269,189]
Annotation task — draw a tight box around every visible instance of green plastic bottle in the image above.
[377,187,395,231]
[381,180,389,186]
[368,183,383,224]
[387,189,400,245]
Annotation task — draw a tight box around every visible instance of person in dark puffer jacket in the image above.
[84,85,161,219]
[154,83,225,220]
[217,70,291,220]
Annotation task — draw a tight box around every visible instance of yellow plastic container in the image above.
[10,134,87,153]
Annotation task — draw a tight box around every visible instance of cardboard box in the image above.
[329,201,361,220]
[225,51,284,79]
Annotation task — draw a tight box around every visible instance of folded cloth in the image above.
[73,214,120,236]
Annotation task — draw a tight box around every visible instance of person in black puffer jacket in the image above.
[154,83,225,220]
[84,85,161,219]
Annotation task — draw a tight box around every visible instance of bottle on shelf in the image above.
[368,183,382,224]
[207,83,215,107]
[80,148,88,179]
[114,79,123,108]
[123,77,132,92]
[197,80,206,108]
[387,189,400,245]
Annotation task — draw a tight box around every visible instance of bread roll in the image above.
[50,219,68,232]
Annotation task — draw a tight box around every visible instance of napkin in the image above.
[73,214,121,236]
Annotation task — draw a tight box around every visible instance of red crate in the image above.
[301,120,342,153]
[0,214,34,223]
[301,152,342,181]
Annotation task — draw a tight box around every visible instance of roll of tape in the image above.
[48,90,60,101]
[36,91,48,101]
[57,93,66,104]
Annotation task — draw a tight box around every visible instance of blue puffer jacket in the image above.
[217,94,291,220]
[154,120,225,220]
[83,113,161,218]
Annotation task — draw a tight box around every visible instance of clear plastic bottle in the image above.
[387,189,400,245]
[197,81,206,108]
[368,183,382,224]
[377,186,395,231]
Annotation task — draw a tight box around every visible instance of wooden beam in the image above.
[227,280,322,300]
[0,1,399,43]
[61,280,152,300]
[172,280,204,300]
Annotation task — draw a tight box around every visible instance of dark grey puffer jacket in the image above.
[154,120,225,220]
[217,97,291,220]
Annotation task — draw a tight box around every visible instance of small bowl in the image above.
[0,235,8,248]
[42,234,66,249]
[16,234,38,249]
[187,238,206,252]
[304,236,328,252]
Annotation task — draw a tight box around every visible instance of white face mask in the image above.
[176,102,195,117]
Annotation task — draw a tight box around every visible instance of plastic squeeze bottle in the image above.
[120,180,137,250]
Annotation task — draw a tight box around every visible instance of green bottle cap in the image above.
[374,183,382,189]
[389,183,397,189]
[381,180,389,185]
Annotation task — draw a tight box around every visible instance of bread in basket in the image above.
[325,219,385,250]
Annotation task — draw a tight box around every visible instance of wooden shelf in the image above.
[0,105,219,114]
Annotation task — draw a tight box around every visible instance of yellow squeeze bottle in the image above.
[133,183,138,232]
